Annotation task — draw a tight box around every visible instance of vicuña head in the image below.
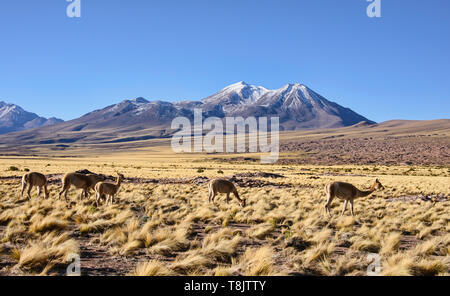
[372,179,385,191]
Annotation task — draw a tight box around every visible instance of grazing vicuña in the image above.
[324,179,385,216]
[208,179,246,207]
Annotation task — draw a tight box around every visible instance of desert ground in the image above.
[0,121,449,276]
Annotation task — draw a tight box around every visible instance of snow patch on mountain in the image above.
[0,101,64,134]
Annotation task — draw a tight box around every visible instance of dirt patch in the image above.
[280,136,450,166]
[125,176,209,185]
[318,173,369,177]
[74,230,149,276]
[232,172,285,179]
[385,194,448,203]
[228,176,291,188]
[125,175,291,188]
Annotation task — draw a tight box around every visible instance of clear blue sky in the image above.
[0,0,449,122]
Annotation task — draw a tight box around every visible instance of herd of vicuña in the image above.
[21,171,124,206]
[19,171,385,215]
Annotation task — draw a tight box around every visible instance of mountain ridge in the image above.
[0,101,64,135]
[0,82,375,147]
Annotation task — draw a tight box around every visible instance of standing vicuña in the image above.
[21,172,49,200]
[324,179,384,216]
[208,179,246,207]
[59,172,106,202]
[95,173,124,206]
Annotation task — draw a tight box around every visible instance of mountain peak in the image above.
[0,101,63,134]
[202,81,270,106]
[225,81,270,93]
[282,83,307,90]
[222,81,250,91]
[131,97,149,104]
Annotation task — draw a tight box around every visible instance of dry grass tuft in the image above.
[238,246,275,276]
[303,242,336,265]
[130,261,174,276]
[17,232,79,272]
[202,235,241,263]
[171,251,214,275]
[29,216,68,233]
[247,224,275,240]
[381,253,414,276]
[410,259,447,276]
[380,233,401,255]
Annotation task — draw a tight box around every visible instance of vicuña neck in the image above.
[357,189,375,198]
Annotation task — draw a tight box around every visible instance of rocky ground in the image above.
[280,135,449,166]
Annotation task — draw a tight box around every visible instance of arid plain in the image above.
[0,120,449,276]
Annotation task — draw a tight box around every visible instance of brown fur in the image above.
[94,173,124,206]
[324,179,384,216]
[59,173,106,202]
[21,172,49,200]
[208,179,246,207]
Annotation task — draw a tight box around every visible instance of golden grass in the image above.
[239,246,275,276]
[29,216,68,233]
[130,261,174,276]
[202,235,241,263]
[0,155,448,276]
[16,232,79,272]
[380,233,401,255]
[171,251,214,274]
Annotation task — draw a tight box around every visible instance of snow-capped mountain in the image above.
[202,81,270,106]
[0,101,63,134]
[0,82,374,145]
[73,81,373,131]
[198,82,374,129]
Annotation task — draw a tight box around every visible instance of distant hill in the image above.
[0,101,63,134]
